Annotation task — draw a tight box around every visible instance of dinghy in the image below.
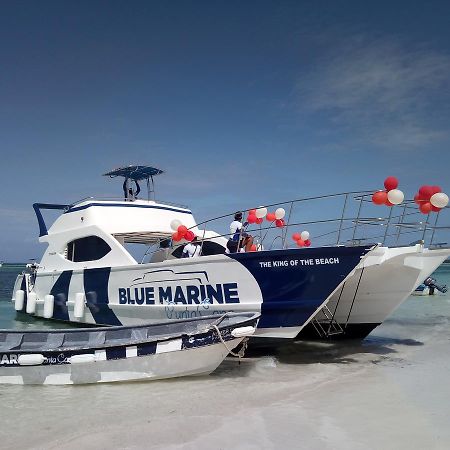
[0,312,259,385]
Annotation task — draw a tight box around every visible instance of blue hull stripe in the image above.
[227,246,369,329]
[50,271,72,321]
[65,202,192,215]
[83,268,122,326]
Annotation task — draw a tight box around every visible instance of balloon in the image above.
[266,212,276,222]
[300,231,310,241]
[249,244,257,252]
[172,232,181,242]
[247,214,257,224]
[385,197,394,207]
[304,239,311,247]
[414,193,422,204]
[170,219,182,231]
[275,219,285,228]
[292,233,301,241]
[431,186,442,195]
[184,230,195,241]
[387,189,404,205]
[296,239,305,247]
[430,192,449,209]
[431,205,441,212]
[177,225,188,237]
[255,207,267,219]
[419,202,432,214]
[275,208,286,219]
[384,176,399,191]
[256,217,263,224]
[249,209,256,215]
[372,191,387,205]
[419,185,433,200]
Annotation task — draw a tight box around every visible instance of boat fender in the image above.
[74,293,85,319]
[18,354,46,365]
[26,292,38,314]
[43,294,54,318]
[231,326,256,338]
[14,290,25,311]
[69,354,96,364]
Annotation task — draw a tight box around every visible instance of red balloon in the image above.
[372,191,388,205]
[431,186,442,195]
[292,233,301,241]
[177,225,188,237]
[296,239,305,247]
[304,239,311,247]
[266,212,276,222]
[431,205,441,212]
[275,219,285,228]
[248,209,256,215]
[247,214,257,224]
[385,197,394,207]
[172,232,181,242]
[419,185,433,200]
[384,176,399,191]
[249,244,257,252]
[256,217,263,224]
[419,202,432,214]
[184,230,195,241]
[414,193,422,204]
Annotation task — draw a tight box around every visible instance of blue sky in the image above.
[1,0,450,261]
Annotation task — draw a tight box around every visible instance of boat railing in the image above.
[141,189,449,262]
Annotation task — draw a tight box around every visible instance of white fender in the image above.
[231,326,256,338]
[14,290,25,311]
[43,295,54,319]
[74,293,85,319]
[69,354,96,364]
[26,292,38,314]
[18,354,46,365]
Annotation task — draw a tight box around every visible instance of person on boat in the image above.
[122,178,141,201]
[182,237,201,258]
[227,212,253,253]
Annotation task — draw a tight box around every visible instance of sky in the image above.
[1,0,450,261]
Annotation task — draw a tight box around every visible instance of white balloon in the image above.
[387,189,404,205]
[300,231,310,241]
[255,207,267,219]
[275,208,286,219]
[430,192,449,208]
[170,219,182,231]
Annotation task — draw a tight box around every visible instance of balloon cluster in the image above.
[291,231,311,247]
[170,219,195,242]
[414,185,449,214]
[372,176,404,207]
[247,207,286,228]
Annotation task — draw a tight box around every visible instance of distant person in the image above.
[227,211,253,253]
[182,237,201,258]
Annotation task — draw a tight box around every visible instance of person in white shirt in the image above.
[227,211,253,253]
[182,237,201,258]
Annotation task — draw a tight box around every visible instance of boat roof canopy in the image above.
[103,165,164,181]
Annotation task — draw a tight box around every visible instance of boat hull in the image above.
[299,245,450,339]
[13,247,370,339]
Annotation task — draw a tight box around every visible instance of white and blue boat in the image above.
[11,165,373,339]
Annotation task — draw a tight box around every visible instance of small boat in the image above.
[0,312,259,385]
[412,277,448,296]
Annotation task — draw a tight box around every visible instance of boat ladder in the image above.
[309,305,344,338]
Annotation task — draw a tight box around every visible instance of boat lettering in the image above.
[118,283,240,305]
[259,258,340,268]
[0,354,18,365]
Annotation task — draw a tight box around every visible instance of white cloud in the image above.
[295,36,450,148]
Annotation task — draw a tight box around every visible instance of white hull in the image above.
[306,245,450,338]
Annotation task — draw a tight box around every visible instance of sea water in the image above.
[0,264,449,449]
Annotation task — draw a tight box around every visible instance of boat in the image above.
[11,165,373,339]
[412,276,448,296]
[0,312,259,385]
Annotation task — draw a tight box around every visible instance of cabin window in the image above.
[66,236,111,262]
[171,241,225,258]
